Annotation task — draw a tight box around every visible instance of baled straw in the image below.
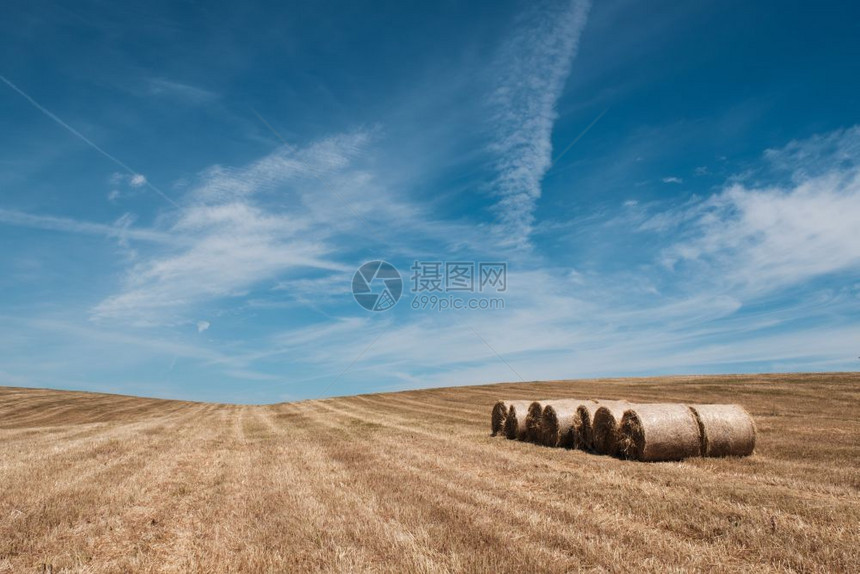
[491,400,513,436]
[503,401,532,441]
[525,401,552,443]
[572,400,601,450]
[591,401,632,456]
[689,404,756,457]
[574,400,627,451]
[539,400,586,448]
[618,403,702,462]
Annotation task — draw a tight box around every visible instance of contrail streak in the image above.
[0,74,179,208]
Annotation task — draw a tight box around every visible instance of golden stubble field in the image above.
[1,373,858,573]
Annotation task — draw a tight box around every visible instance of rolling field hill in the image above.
[1,373,858,573]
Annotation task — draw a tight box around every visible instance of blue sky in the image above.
[1,0,859,403]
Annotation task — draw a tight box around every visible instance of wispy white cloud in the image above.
[90,130,417,326]
[93,127,480,325]
[0,208,174,244]
[224,260,860,397]
[487,0,591,249]
[190,131,370,203]
[661,128,860,293]
[228,127,860,396]
[1,315,226,364]
[0,314,289,399]
[764,125,860,179]
[662,176,683,184]
[106,172,148,202]
[146,78,218,103]
[82,123,501,327]
[91,201,348,325]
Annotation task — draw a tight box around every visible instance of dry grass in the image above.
[1,373,859,573]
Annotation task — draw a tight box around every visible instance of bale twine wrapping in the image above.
[591,401,632,456]
[618,403,702,462]
[689,404,756,457]
[491,400,513,436]
[539,400,585,448]
[572,400,601,450]
[503,401,533,440]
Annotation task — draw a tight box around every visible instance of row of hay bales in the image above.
[491,399,756,462]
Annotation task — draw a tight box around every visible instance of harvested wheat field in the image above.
[1,373,859,573]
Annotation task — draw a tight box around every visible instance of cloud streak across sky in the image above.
[487,0,591,249]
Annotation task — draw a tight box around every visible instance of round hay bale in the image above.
[539,400,585,448]
[491,400,512,436]
[503,401,532,440]
[591,401,632,456]
[618,404,701,462]
[525,401,551,443]
[689,404,756,457]
[572,400,600,450]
